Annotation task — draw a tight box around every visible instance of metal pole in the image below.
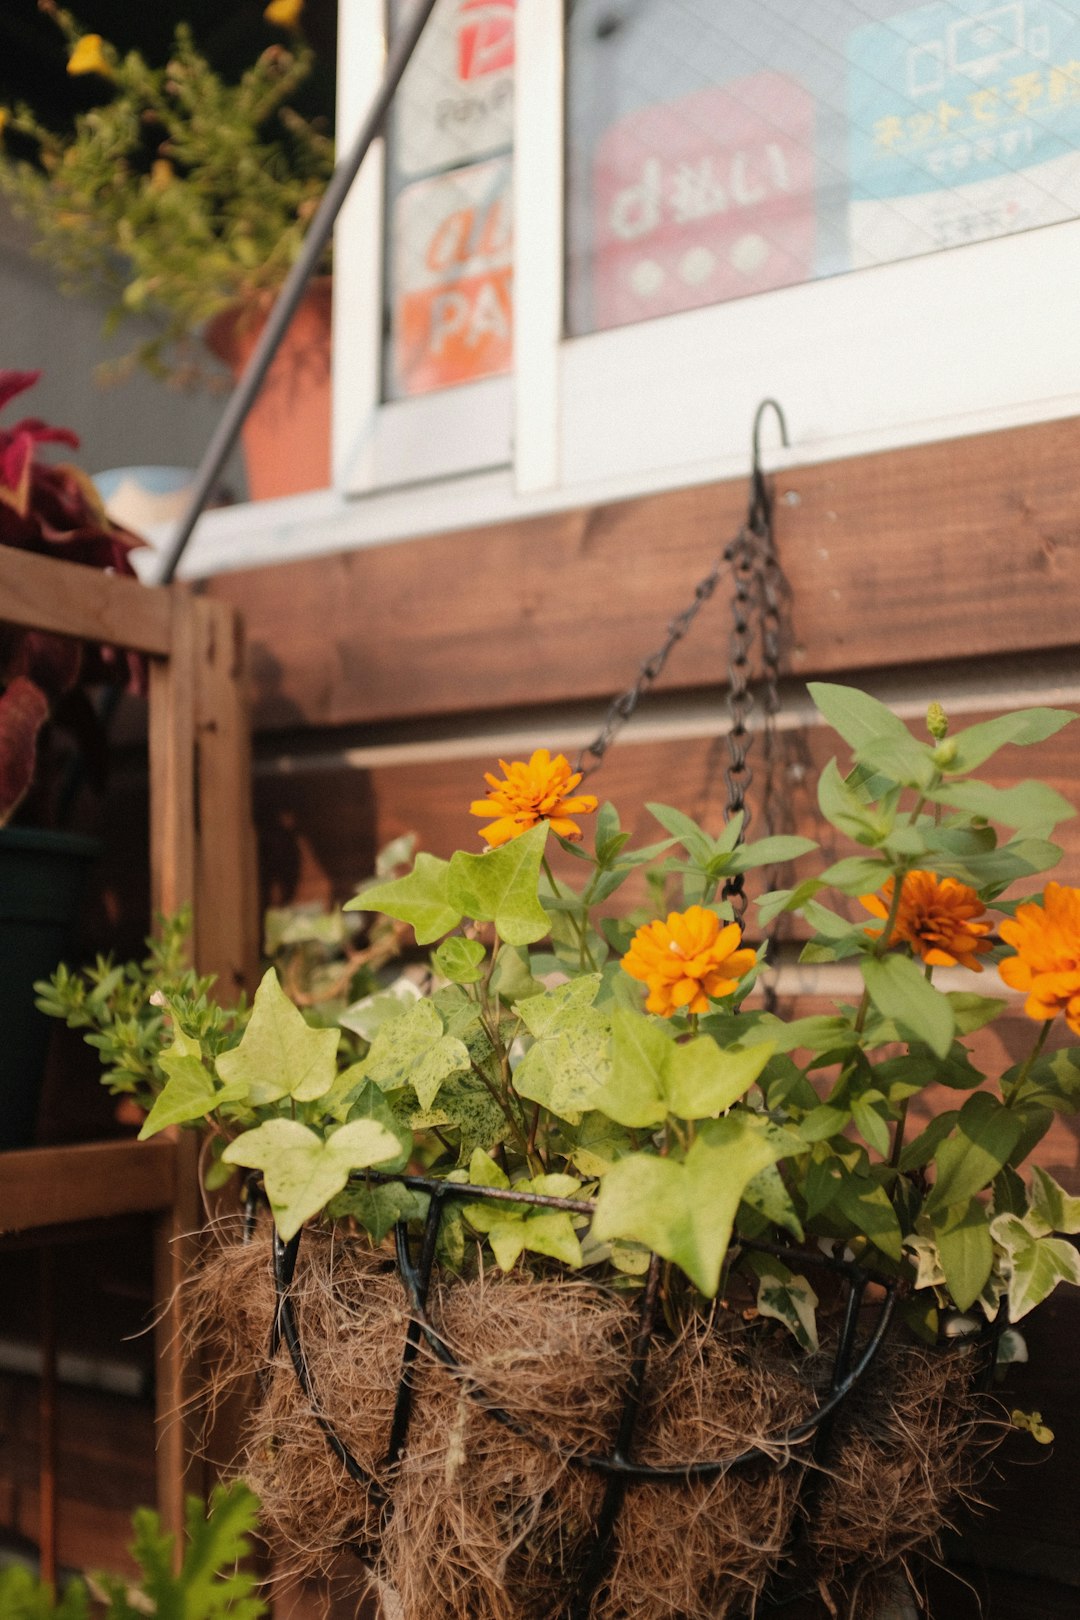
[156,0,440,586]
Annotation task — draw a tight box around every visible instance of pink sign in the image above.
[591,73,816,330]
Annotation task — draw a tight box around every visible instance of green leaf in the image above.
[432,936,487,984]
[332,1181,427,1242]
[817,855,891,894]
[898,1111,960,1172]
[930,1198,994,1312]
[112,1480,265,1620]
[591,1006,773,1127]
[215,969,339,1105]
[447,821,551,945]
[513,979,611,1124]
[489,945,544,1004]
[591,1117,801,1296]
[138,1025,244,1139]
[946,992,1007,1035]
[808,683,915,752]
[339,982,419,1042]
[358,998,470,1110]
[927,778,1076,833]
[464,1157,584,1271]
[345,852,462,944]
[990,1213,1080,1319]
[1027,1166,1080,1236]
[851,1091,892,1159]
[754,1013,857,1055]
[741,1162,804,1241]
[335,1077,411,1170]
[945,709,1076,773]
[567,1111,635,1177]
[853,731,937,792]
[646,801,715,865]
[725,835,817,873]
[222,1119,402,1241]
[925,1092,1024,1215]
[833,1173,903,1262]
[747,1255,819,1351]
[817,758,887,844]
[860,954,955,1059]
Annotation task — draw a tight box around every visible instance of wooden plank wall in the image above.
[202,415,1080,1618]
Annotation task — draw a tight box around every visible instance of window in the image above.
[325,0,1080,529]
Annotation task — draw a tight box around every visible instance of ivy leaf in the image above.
[945,709,1076,773]
[860,954,955,1059]
[489,945,544,1004]
[929,1197,994,1312]
[590,1005,774,1127]
[345,852,462,944]
[332,1181,427,1242]
[139,1026,247,1139]
[747,1255,819,1351]
[222,1119,402,1241]
[447,822,551,945]
[1027,1166,1080,1236]
[591,1118,801,1297]
[513,979,611,1124]
[925,1092,1023,1216]
[339,979,420,1042]
[433,936,487,984]
[358,998,470,1110]
[336,1077,411,1170]
[740,1162,804,1241]
[216,969,339,1105]
[990,1213,1080,1320]
[463,1155,584,1271]
[566,1111,634,1177]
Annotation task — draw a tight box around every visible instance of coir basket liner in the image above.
[190,1221,1000,1620]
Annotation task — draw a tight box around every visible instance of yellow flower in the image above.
[860,870,992,971]
[0,109,8,137]
[264,0,305,29]
[66,34,113,78]
[148,158,174,192]
[999,882,1080,1034]
[470,749,598,847]
[621,906,757,1018]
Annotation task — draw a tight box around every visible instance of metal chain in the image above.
[573,553,729,777]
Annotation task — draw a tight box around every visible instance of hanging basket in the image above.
[191,1179,1002,1620]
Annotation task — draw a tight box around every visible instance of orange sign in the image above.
[391,158,514,397]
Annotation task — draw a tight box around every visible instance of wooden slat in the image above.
[0,1140,178,1234]
[148,588,198,922]
[153,1129,203,1543]
[193,598,260,999]
[252,718,1080,910]
[0,547,172,656]
[205,415,1080,732]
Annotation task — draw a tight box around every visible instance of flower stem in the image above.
[1008,1018,1052,1101]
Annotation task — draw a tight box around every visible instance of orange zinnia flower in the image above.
[469,749,598,848]
[998,882,1080,1035]
[621,905,757,1017]
[859,870,992,971]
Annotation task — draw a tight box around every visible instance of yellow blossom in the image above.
[149,159,174,192]
[999,882,1080,1035]
[264,0,305,29]
[0,109,8,137]
[860,870,992,971]
[66,34,113,78]
[621,906,756,1017]
[470,749,598,847]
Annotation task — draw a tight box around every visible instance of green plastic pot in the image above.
[0,826,100,1152]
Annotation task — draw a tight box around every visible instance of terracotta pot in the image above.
[204,278,332,502]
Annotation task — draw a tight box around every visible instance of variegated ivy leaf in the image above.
[345,853,462,944]
[1011,1408,1055,1444]
[222,1118,402,1242]
[590,1005,774,1128]
[339,977,421,1042]
[446,821,552,945]
[463,1150,584,1271]
[358,997,470,1110]
[331,1181,427,1243]
[592,1117,802,1297]
[216,968,339,1106]
[320,1074,411,1169]
[1027,1165,1080,1236]
[513,976,610,1123]
[740,1162,804,1242]
[904,1231,947,1292]
[138,1024,248,1139]
[567,1111,634,1178]
[990,1212,1080,1320]
[749,1257,819,1352]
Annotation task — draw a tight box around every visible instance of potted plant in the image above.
[44,692,1080,1619]
[0,2,335,500]
[0,366,144,1148]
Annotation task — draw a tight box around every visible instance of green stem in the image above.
[541,855,562,898]
[1008,1019,1052,1101]
[888,1096,910,1170]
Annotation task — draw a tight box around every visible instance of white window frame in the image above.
[176,0,1080,578]
[332,0,513,496]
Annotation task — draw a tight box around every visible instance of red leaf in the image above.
[0,371,42,414]
[0,675,50,825]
